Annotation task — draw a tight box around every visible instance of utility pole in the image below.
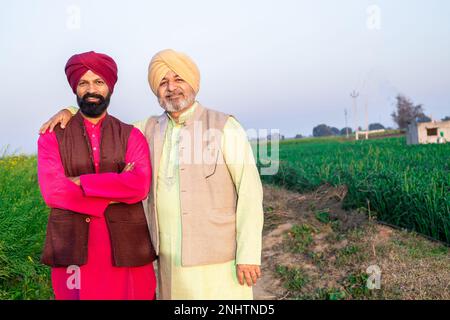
[365,96,369,139]
[350,90,359,139]
[344,109,349,138]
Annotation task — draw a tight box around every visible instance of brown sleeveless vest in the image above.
[41,112,156,267]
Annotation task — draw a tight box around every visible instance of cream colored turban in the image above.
[148,49,200,96]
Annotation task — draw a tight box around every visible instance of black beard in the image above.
[77,92,111,118]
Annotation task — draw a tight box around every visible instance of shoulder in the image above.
[223,117,249,143]
[200,105,233,130]
[143,114,163,131]
[127,127,150,154]
[145,115,161,124]
[38,130,58,150]
[202,105,230,119]
[38,130,56,141]
[130,127,147,141]
[225,116,243,130]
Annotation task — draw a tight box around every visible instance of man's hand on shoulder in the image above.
[39,109,74,134]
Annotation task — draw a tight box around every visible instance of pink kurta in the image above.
[37,116,156,300]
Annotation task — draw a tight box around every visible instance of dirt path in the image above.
[254,184,450,300]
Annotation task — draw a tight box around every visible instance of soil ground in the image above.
[253,184,449,300]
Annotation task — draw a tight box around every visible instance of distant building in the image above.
[407,120,450,145]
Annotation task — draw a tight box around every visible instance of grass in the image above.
[315,210,330,224]
[0,155,53,299]
[286,224,315,254]
[275,265,309,292]
[393,234,449,259]
[343,271,371,299]
[2,136,449,300]
[312,288,347,300]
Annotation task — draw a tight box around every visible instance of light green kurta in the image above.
[70,103,264,299]
[156,103,263,300]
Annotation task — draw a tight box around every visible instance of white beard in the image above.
[159,91,195,113]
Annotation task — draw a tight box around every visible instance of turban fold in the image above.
[65,51,118,94]
[148,49,200,96]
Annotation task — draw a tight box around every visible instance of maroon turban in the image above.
[65,51,118,94]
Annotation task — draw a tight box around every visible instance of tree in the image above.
[442,116,450,121]
[295,134,304,139]
[369,123,385,130]
[340,127,353,135]
[330,127,340,136]
[391,94,428,129]
[313,124,334,137]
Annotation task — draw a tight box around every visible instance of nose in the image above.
[167,80,178,92]
[86,83,99,94]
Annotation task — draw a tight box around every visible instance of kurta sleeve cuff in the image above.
[67,106,79,115]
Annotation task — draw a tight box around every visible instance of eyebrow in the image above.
[161,75,183,81]
[78,78,104,83]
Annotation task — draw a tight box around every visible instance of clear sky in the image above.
[1,0,449,153]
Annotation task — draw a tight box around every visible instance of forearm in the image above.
[235,168,264,265]
[80,170,149,204]
[79,128,151,204]
[222,117,264,264]
[37,132,109,217]
[41,179,110,217]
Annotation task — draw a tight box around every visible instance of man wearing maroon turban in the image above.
[37,51,157,300]
[40,49,264,300]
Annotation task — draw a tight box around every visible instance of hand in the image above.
[39,109,73,134]
[68,176,80,186]
[236,264,261,287]
[122,162,135,173]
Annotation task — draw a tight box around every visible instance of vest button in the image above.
[85,218,91,223]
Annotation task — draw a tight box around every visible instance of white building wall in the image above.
[407,120,450,144]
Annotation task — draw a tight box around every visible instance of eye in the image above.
[96,80,105,85]
[160,80,167,87]
[78,81,87,87]
[176,78,184,82]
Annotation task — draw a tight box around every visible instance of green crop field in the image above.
[0,155,52,299]
[0,136,449,299]
[259,136,450,244]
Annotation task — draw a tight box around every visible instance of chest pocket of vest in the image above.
[203,144,220,178]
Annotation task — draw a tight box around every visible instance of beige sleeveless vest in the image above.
[144,103,238,266]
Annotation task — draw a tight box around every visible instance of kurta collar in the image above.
[74,110,109,130]
[166,101,198,125]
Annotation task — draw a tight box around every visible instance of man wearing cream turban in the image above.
[40,49,264,300]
